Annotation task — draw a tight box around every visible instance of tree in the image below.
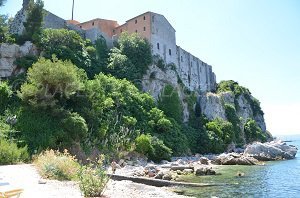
[19,57,86,107]
[108,32,152,82]
[158,84,183,123]
[39,29,92,71]
[0,82,12,114]
[23,0,44,42]
[0,0,6,7]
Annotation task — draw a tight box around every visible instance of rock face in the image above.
[215,153,258,165]
[244,140,298,160]
[142,65,190,122]
[0,42,38,78]
[199,91,267,132]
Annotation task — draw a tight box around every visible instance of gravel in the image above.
[0,164,191,198]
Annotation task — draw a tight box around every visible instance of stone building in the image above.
[77,11,216,92]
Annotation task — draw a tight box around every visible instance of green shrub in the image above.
[135,134,153,156]
[34,149,80,180]
[78,155,108,197]
[149,136,172,162]
[23,0,44,42]
[19,57,86,107]
[14,55,38,69]
[61,112,88,143]
[244,119,267,143]
[0,81,12,114]
[38,29,91,71]
[0,138,29,165]
[107,32,152,82]
[158,84,183,123]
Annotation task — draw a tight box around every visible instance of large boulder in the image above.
[0,42,38,78]
[244,141,298,160]
[195,167,216,176]
[215,153,258,165]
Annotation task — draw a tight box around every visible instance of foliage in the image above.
[0,0,6,7]
[205,119,235,153]
[0,15,15,43]
[158,84,183,123]
[0,82,12,114]
[107,32,152,82]
[217,80,264,116]
[23,0,44,42]
[0,138,29,165]
[78,155,108,197]
[157,118,189,155]
[148,136,172,162]
[153,55,166,71]
[85,36,109,78]
[16,107,62,153]
[38,29,92,71]
[217,80,250,96]
[135,134,153,156]
[244,119,267,143]
[34,149,80,180]
[19,57,86,107]
[61,112,88,143]
[224,104,243,144]
[14,55,38,70]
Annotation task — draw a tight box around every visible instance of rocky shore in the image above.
[110,140,298,186]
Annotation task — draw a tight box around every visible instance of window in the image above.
[79,26,82,29]
[135,19,137,24]
[113,29,115,33]
[157,43,160,50]
[181,56,183,62]
[169,49,172,56]
[143,27,146,31]
[92,22,94,26]
[120,29,122,33]
[152,16,154,21]
[135,30,138,33]
[144,16,146,20]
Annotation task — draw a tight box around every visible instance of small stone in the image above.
[38,179,47,184]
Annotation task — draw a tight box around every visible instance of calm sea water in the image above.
[179,134,300,198]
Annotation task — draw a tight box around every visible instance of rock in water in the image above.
[244,140,298,160]
[215,153,258,165]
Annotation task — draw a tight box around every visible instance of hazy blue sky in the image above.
[1,0,300,135]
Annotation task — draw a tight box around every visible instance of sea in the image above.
[178,134,300,198]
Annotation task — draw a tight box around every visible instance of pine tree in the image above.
[23,0,44,42]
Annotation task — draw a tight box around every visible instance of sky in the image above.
[1,0,300,135]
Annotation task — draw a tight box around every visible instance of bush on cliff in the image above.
[23,0,44,42]
[107,32,152,83]
[38,29,92,72]
[244,119,267,143]
[0,82,12,114]
[158,84,183,123]
[19,57,86,107]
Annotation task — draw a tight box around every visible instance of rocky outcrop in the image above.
[195,167,216,176]
[142,65,190,122]
[244,140,298,160]
[0,42,38,78]
[214,153,258,165]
